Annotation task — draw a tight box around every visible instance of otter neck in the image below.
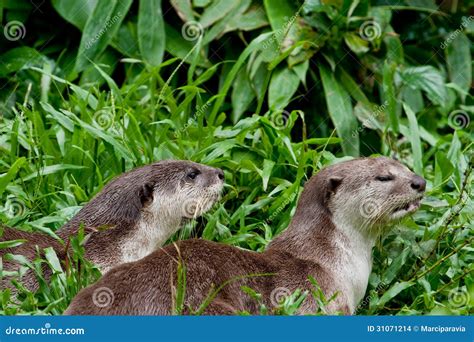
[266,203,377,312]
[119,206,182,263]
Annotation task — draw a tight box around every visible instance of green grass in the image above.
[0,0,473,315]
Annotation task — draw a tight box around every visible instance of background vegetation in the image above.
[0,0,472,315]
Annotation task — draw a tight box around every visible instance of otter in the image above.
[65,157,425,315]
[1,160,224,291]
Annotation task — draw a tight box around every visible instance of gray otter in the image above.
[65,157,425,315]
[1,160,224,290]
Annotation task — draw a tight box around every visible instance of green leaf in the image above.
[210,32,273,123]
[231,68,256,123]
[0,157,26,196]
[224,4,268,33]
[378,281,414,307]
[268,68,299,110]
[261,159,275,191]
[403,103,423,175]
[52,0,98,30]
[164,24,207,66]
[24,165,87,181]
[0,47,46,77]
[44,247,63,273]
[434,151,454,187]
[344,33,370,54]
[382,61,399,133]
[445,32,471,101]
[383,247,409,284]
[292,60,309,87]
[264,0,296,33]
[138,0,165,66]
[0,239,26,250]
[170,0,194,22]
[319,65,359,157]
[200,0,237,28]
[75,0,132,72]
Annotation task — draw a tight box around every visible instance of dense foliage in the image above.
[0,0,472,315]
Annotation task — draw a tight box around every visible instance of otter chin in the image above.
[390,196,423,220]
[1,160,224,291]
[65,157,425,316]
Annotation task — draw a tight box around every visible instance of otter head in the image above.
[136,160,225,223]
[304,157,425,237]
[75,160,224,230]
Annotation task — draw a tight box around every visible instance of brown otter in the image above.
[65,157,425,315]
[1,160,224,291]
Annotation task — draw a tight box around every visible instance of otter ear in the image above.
[324,176,342,205]
[329,176,342,192]
[139,182,155,206]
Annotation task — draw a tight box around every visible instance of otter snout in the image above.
[410,175,426,192]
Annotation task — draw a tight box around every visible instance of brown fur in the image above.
[1,160,224,291]
[65,157,425,315]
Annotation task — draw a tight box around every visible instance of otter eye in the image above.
[376,175,394,182]
[187,170,200,180]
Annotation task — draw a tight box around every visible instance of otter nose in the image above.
[215,168,225,181]
[411,175,426,192]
